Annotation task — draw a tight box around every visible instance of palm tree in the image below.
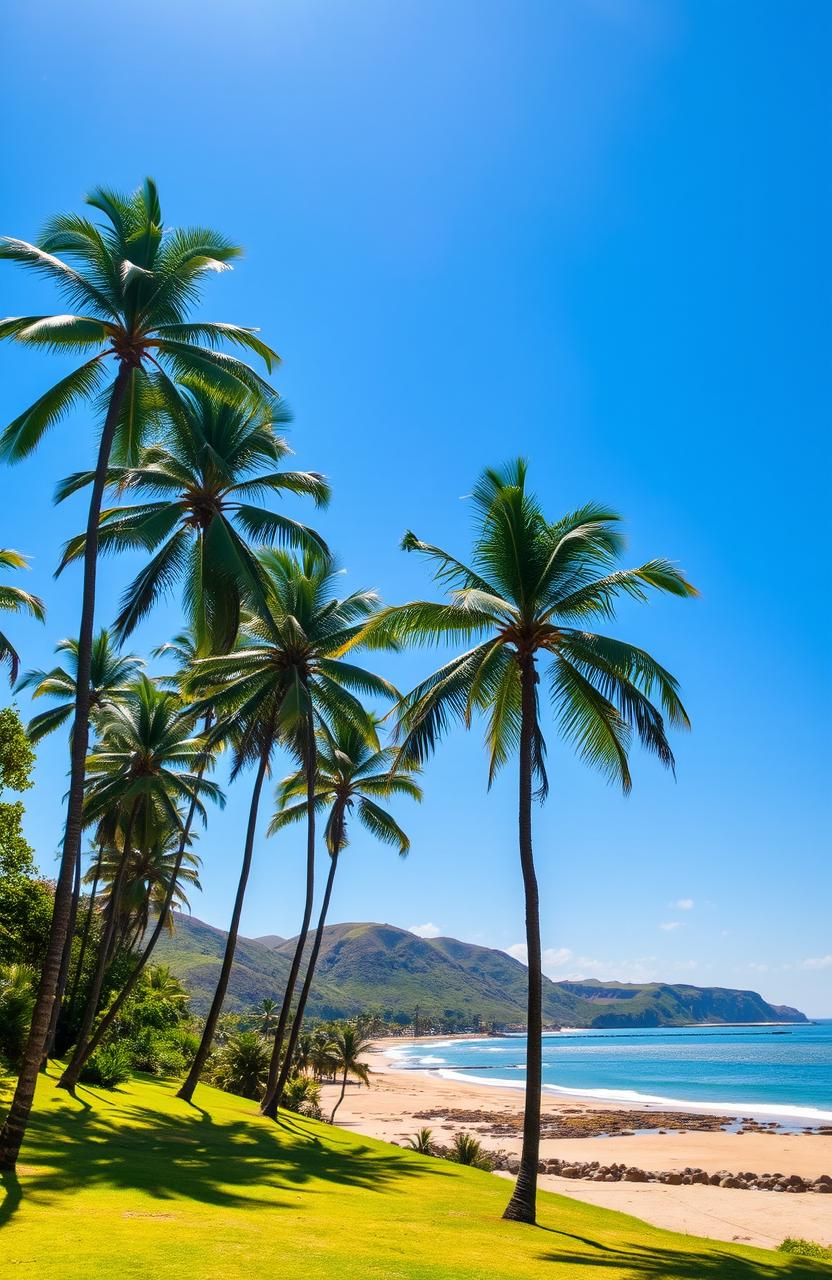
[55,386,330,651]
[17,631,144,742]
[90,825,201,949]
[253,998,279,1037]
[59,676,223,1091]
[328,1026,372,1123]
[349,459,696,1224]
[0,550,45,685]
[261,719,420,1116]
[0,179,277,1169]
[177,551,393,1103]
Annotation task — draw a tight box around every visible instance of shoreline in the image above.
[315,1036,832,1249]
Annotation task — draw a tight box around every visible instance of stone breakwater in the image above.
[492,1154,832,1194]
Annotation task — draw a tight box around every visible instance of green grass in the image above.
[1,1070,829,1279]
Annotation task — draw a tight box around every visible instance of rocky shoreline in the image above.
[501,1154,832,1195]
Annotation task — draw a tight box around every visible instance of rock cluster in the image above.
[487,1154,832,1194]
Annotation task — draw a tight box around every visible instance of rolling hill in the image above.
[155,915,807,1028]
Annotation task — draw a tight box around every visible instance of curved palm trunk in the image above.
[261,710,317,1116]
[65,860,101,1029]
[178,743,269,1103]
[42,849,82,1065]
[502,655,542,1226]
[65,782,203,1076]
[0,363,132,1167]
[330,1066,349,1124]
[59,802,138,1092]
[264,844,340,1117]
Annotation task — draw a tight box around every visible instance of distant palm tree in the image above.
[177,551,391,1104]
[59,676,223,1091]
[261,718,420,1116]
[328,1026,372,1123]
[253,997,279,1037]
[0,550,45,685]
[349,460,696,1224]
[0,179,277,1169]
[56,386,330,652]
[17,631,143,742]
[90,825,201,948]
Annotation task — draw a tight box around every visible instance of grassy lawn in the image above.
[1,1070,828,1279]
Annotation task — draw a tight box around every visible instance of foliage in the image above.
[448,1131,493,1170]
[208,1031,270,1100]
[778,1239,832,1260]
[17,630,144,743]
[0,963,37,1065]
[0,705,36,792]
[281,1074,321,1118]
[403,1127,436,1155]
[0,551,45,684]
[79,1041,132,1088]
[0,707,49,968]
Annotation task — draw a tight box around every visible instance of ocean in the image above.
[388,1021,832,1126]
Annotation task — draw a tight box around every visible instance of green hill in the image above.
[155,915,807,1027]
[2,1071,822,1279]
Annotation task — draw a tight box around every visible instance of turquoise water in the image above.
[389,1022,832,1125]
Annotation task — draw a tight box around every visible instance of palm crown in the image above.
[55,387,330,650]
[355,459,697,793]
[0,550,45,684]
[0,179,279,464]
[17,630,144,743]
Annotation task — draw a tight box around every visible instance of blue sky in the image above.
[2,1,829,1015]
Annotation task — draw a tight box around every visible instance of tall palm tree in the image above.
[0,550,45,685]
[261,719,420,1116]
[253,997,279,1037]
[349,460,696,1224]
[177,550,394,1103]
[328,1026,372,1124]
[59,676,223,1091]
[17,631,144,743]
[89,825,201,949]
[55,386,330,651]
[0,179,277,1168]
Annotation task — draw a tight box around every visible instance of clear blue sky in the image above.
[2,1,829,1015]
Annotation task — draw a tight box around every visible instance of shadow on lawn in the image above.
[541,1233,830,1278]
[2,1082,441,1225]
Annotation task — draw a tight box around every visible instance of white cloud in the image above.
[505,944,660,985]
[802,955,832,971]
[672,898,695,911]
[409,922,440,939]
[660,921,681,932]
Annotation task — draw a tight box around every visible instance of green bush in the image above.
[448,1132,493,1170]
[0,963,36,1066]
[80,1041,132,1089]
[209,1032,270,1100]
[282,1075,322,1118]
[403,1127,436,1155]
[778,1239,832,1260]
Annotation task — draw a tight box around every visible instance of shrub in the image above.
[80,1041,132,1089]
[404,1127,436,1155]
[448,1132,493,1170]
[0,962,36,1066]
[209,1031,270,1100]
[282,1075,322,1118]
[778,1240,832,1260]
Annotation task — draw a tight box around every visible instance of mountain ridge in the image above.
[154,914,808,1028]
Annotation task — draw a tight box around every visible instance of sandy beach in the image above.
[318,1038,832,1251]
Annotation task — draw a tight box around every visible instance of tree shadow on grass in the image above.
[2,1079,444,1228]
[540,1233,830,1278]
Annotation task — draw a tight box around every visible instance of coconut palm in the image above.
[328,1026,372,1123]
[0,179,277,1168]
[349,459,696,1224]
[253,998,279,1037]
[261,719,420,1116]
[177,550,394,1104]
[56,386,330,652]
[0,550,45,685]
[90,825,201,949]
[59,676,223,1091]
[17,631,144,743]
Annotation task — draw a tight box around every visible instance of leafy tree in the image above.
[351,459,696,1224]
[0,964,37,1067]
[328,1025,371,1123]
[262,718,420,1116]
[0,551,45,685]
[0,708,49,970]
[0,178,277,1170]
[177,551,391,1104]
[17,631,144,743]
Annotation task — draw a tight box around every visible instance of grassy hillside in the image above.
[1,1070,825,1279]
[156,914,807,1027]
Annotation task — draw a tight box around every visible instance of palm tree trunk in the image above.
[502,654,542,1226]
[261,708,317,1113]
[178,742,269,1103]
[263,842,339,1118]
[330,1066,348,1124]
[42,848,82,1065]
[59,800,138,1092]
[0,363,132,1168]
[65,860,100,1031]
[65,782,203,1077]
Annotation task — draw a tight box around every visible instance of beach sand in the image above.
[317,1038,832,1250]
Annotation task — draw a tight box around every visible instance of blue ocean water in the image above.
[389,1022,832,1125]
